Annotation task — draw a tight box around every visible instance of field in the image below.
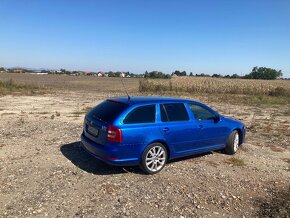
[139,77,290,105]
[0,73,289,217]
[140,76,290,96]
[0,73,139,93]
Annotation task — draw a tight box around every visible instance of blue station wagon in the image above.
[81,96,245,174]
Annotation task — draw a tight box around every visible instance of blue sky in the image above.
[0,0,290,77]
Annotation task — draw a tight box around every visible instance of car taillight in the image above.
[107,125,122,142]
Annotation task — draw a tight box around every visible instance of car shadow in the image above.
[61,141,219,175]
[168,151,214,164]
[60,141,143,175]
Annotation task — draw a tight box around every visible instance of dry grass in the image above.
[1,112,16,117]
[270,147,285,152]
[284,109,290,116]
[139,77,290,97]
[72,111,86,115]
[0,73,139,93]
[224,157,246,167]
[0,79,45,96]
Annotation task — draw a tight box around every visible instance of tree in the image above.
[172,70,186,76]
[189,72,193,76]
[196,73,210,77]
[212,74,222,78]
[144,71,170,79]
[231,74,240,79]
[244,67,282,80]
[172,70,180,76]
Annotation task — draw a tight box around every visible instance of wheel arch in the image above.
[145,139,171,160]
[233,128,243,145]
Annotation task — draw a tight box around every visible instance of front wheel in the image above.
[140,143,168,174]
[225,130,240,155]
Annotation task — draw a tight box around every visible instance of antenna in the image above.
[120,77,130,101]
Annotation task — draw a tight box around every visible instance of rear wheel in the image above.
[140,143,167,174]
[225,130,239,155]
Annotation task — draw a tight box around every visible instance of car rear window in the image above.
[88,100,129,123]
[160,103,189,122]
[123,105,156,124]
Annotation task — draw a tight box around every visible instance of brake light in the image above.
[107,125,122,142]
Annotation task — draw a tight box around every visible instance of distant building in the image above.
[97,72,105,77]
[85,72,95,76]
[28,72,49,75]
[13,69,25,73]
[120,72,126,77]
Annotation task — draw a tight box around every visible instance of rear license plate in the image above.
[87,126,99,136]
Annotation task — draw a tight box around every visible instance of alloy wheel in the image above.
[145,145,166,172]
[233,133,239,152]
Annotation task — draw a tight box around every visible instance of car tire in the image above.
[140,143,168,174]
[225,130,240,155]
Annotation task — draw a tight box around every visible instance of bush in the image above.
[268,87,288,96]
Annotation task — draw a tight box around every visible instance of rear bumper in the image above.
[80,133,139,166]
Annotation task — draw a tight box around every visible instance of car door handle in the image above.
[162,127,170,132]
[198,125,203,129]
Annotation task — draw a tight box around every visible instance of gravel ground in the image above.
[0,90,289,217]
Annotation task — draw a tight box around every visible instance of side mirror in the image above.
[214,114,220,123]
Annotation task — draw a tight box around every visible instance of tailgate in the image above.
[84,116,109,146]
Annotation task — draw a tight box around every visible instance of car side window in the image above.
[189,104,216,121]
[123,105,156,124]
[160,103,189,122]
